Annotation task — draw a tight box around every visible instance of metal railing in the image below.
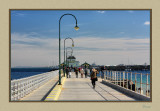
[11,70,59,101]
[101,70,150,97]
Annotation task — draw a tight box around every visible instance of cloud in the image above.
[144,21,150,25]
[128,10,134,13]
[97,11,105,14]
[11,11,26,16]
[11,33,150,67]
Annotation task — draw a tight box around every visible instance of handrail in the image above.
[102,70,150,97]
[11,70,59,101]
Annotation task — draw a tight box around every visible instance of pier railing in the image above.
[101,70,150,97]
[11,70,59,101]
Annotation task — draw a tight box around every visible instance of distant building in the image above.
[81,62,91,68]
[67,56,80,67]
[91,62,96,66]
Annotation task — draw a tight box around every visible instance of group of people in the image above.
[65,67,101,89]
[65,67,88,78]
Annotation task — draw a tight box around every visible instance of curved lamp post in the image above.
[59,14,79,85]
[66,50,73,67]
[64,37,74,77]
[66,47,73,68]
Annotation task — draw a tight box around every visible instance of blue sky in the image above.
[11,10,150,67]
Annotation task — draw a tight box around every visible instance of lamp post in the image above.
[58,13,79,85]
[64,38,74,77]
[66,47,73,67]
[66,50,73,67]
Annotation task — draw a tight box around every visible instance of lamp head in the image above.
[74,25,79,31]
[72,43,74,47]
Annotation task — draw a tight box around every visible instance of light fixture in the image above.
[74,25,79,31]
[72,43,74,47]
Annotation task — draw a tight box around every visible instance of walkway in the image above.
[20,75,59,101]
[58,73,137,101]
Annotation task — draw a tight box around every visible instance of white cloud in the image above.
[144,21,150,25]
[11,11,26,16]
[128,10,134,13]
[11,33,150,67]
[97,11,105,14]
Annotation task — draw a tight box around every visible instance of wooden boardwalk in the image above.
[20,72,138,101]
[58,73,137,101]
[20,75,59,101]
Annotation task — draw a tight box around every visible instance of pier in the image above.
[11,70,150,101]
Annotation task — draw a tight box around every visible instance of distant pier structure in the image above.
[66,56,80,67]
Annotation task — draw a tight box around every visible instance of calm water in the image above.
[11,68,53,80]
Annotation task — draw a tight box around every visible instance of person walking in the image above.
[78,67,81,73]
[68,67,72,78]
[90,68,99,89]
[100,65,106,79]
[80,68,84,78]
[85,68,88,78]
[66,67,69,78]
[75,67,79,78]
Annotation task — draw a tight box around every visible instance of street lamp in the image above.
[66,47,73,68]
[64,37,74,77]
[59,13,79,85]
[66,51,73,67]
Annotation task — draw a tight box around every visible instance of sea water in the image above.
[11,68,52,80]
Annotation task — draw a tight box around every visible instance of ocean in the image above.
[11,67,53,80]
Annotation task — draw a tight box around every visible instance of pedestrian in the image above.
[75,67,79,78]
[90,68,99,89]
[89,67,92,76]
[85,68,88,78]
[68,67,72,78]
[66,67,69,78]
[80,68,84,78]
[100,65,106,78]
[78,67,81,73]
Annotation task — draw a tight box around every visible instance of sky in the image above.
[11,10,150,67]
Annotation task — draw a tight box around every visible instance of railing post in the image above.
[114,71,115,83]
[135,73,136,92]
[140,73,143,94]
[123,72,125,87]
[131,72,132,90]
[104,70,106,81]
[107,71,108,80]
[116,71,117,85]
[146,73,148,96]
[110,71,111,81]
[109,71,111,82]
[127,72,128,89]
[120,72,121,87]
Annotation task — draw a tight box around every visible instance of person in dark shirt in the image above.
[66,67,69,78]
[75,67,79,78]
[90,68,99,89]
[85,68,88,78]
